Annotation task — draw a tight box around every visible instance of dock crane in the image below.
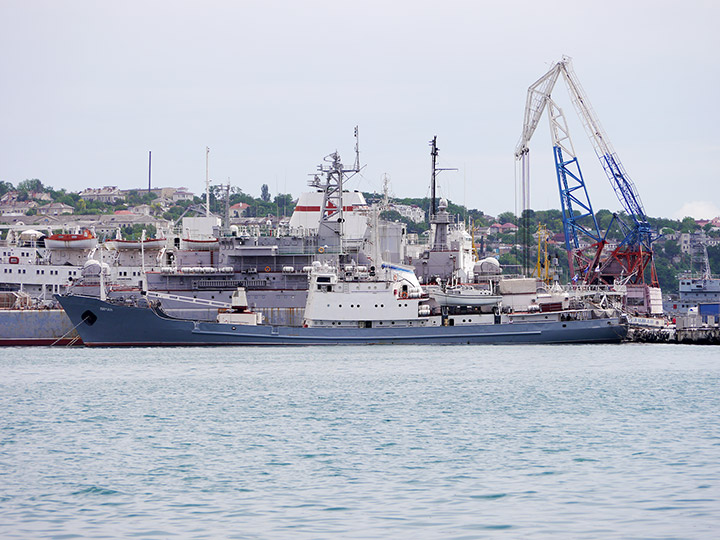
[515,57,661,313]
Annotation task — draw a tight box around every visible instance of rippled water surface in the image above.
[1,344,719,538]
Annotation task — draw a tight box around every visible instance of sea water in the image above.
[0,344,718,539]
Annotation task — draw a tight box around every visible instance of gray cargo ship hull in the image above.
[57,295,627,346]
[0,309,81,346]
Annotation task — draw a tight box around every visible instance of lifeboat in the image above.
[44,229,98,250]
[180,237,219,251]
[105,237,167,250]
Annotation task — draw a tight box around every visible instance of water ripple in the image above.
[1,344,719,538]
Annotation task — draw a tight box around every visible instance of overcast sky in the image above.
[1,0,718,219]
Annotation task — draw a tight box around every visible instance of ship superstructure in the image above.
[0,226,168,302]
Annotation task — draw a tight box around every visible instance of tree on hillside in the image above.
[497,211,516,225]
[664,240,681,258]
[0,181,14,196]
[680,216,699,233]
[17,178,44,193]
[261,184,271,202]
[273,193,294,217]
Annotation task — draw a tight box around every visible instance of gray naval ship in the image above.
[97,140,486,326]
[56,259,627,346]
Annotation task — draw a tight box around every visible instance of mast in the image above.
[148,151,152,196]
[428,136,457,223]
[310,128,363,257]
[205,147,210,217]
[430,136,438,220]
[353,126,360,172]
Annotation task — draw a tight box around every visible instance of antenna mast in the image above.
[205,147,210,217]
[353,126,360,172]
[430,136,438,219]
[428,136,457,222]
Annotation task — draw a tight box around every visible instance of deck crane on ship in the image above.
[515,56,662,315]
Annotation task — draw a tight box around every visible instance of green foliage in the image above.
[260,184,271,202]
[497,211,516,225]
[680,216,699,233]
[125,190,158,206]
[273,193,295,217]
[663,240,681,258]
[0,181,14,196]
[708,245,720,274]
[17,178,44,193]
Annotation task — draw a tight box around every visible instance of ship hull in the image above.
[57,295,627,347]
[0,309,82,346]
